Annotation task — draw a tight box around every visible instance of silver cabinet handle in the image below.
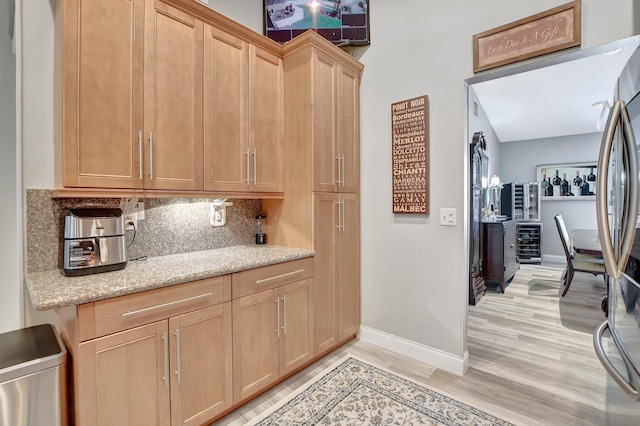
[342,198,345,231]
[275,297,280,338]
[253,148,257,184]
[255,269,304,284]
[245,149,250,185]
[174,329,181,383]
[162,332,169,389]
[149,131,154,180]
[122,293,213,317]
[282,294,287,335]
[336,200,341,230]
[593,321,640,400]
[597,102,620,279]
[336,155,341,185]
[341,154,345,187]
[138,130,143,180]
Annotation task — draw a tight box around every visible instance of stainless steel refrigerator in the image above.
[594,42,640,417]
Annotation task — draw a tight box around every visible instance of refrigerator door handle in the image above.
[597,101,623,279]
[593,321,640,400]
[619,105,639,270]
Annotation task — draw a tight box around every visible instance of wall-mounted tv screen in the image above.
[264,0,370,46]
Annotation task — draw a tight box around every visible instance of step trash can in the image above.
[0,324,68,426]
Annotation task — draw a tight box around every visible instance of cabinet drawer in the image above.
[77,275,231,341]
[232,257,313,299]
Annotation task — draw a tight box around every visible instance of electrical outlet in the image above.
[440,208,457,226]
[120,199,145,230]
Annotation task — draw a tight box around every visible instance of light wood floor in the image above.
[213,264,640,425]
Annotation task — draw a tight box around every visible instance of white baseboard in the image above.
[358,326,468,377]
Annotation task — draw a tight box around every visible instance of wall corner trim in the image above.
[359,326,468,376]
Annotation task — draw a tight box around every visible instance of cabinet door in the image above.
[312,193,339,355]
[169,303,233,426]
[312,50,339,192]
[144,0,203,191]
[249,45,284,193]
[76,321,170,426]
[338,194,360,340]
[204,25,249,192]
[232,288,279,403]
[61,0,144,189]
[279,279,313,375]
[337,65,360,193]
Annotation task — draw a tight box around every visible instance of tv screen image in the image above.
[264,0,370,46]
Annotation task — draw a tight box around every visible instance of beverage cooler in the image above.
[500,182,541,221]
[501,182,542,264]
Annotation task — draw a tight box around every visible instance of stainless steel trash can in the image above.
[0,324,68,426]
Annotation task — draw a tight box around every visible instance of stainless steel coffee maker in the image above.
[60,208,127,276]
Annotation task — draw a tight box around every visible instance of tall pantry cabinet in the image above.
[263,32,363,357]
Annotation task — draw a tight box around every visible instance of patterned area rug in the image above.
[247,356,516,425]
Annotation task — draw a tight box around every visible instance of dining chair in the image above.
[554,214,608,297]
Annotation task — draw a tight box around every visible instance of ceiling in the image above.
[471,38,640,143]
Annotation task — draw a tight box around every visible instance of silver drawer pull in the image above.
[255,269,304,285]
[122,292,213,317]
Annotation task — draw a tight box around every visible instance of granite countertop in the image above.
[25,245,315,311]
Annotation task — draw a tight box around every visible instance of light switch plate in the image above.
[440,208,457,226]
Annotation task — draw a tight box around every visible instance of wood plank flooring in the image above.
[213,264,640,425]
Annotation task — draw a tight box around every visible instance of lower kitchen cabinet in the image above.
[76,303,232,426]
[77,321,171,426]
[232,278,314,403]
[313,193,360,355]
[169,304,233,426]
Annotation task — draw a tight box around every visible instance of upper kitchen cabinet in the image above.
[56,0,203,191]
[55,0,145,189]
[143,0,204,191]
[285,38,361,194]
[204,26,284,194]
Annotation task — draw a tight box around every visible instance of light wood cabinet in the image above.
[263,32,363,357]
[313,193,360,354]
[57,0,203,191]
[311,50,360,194]
[232,264,313,403]
[62,275,233,426]
[204,25,284,194]
[143,0,204,191]
[169,304,232,426]
[231,288,279,403]
[77,321,171,426]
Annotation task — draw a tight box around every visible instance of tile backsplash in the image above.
[26,189,261,273]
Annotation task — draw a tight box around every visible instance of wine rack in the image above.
[516,222,542,264]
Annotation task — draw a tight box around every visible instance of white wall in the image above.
[498,133,602,259]
[0,0,20,333]
[17,0,636,371]
[357,0,635,374]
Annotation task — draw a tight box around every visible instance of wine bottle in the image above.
[541,173,548,194]
[546,178,553,196]
[587,167,596,195]
[553,170,562,197]
[561,173,569,196]
[581,175,590,196]
[573,171,582,197]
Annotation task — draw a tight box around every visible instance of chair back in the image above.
[554,214,573,264]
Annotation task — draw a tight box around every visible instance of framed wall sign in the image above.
[391,95,429,214]
[473,0,581,72]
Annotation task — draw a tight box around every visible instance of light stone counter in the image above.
[26,245,315,310]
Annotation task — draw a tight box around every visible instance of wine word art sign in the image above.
[391,95,429,214]
[473,0,581,72]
